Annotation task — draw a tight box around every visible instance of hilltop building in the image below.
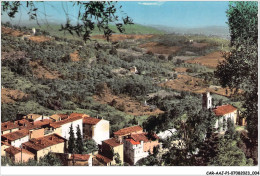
[202,92,238,132]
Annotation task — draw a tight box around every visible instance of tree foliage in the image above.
[209,138,253,166]
[215,2,258,143]
[83,139,98,154]
[68,124,75,153]
[1,1,133,42]
[76,125,84,154]
[1,153,62,166]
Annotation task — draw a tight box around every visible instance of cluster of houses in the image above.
[1,113,160,166]
[1,92,242,166]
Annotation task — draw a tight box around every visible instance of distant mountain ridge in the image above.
[150,25,230,39]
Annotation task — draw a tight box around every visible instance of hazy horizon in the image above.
[1,1,229,29]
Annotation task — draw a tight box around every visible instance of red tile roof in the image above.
[15,119,31,127]
[17,119,53,130]
[130,133,150,143]
[1,140,11,146]
[2,129,29,141]
[126,132,159,145]
[50,116,83,128]
[1,121,19,132]
[70,113,89,118]
[23,133,66,151]
[125,138,140,145]
[213,104,237,116]
[95,154,112,164]
[114,126,143,136]
[83,117,101,125]
[103,138,123,147]
[33,119,53,127]
[5,146,34,156]
[69,154,90,161]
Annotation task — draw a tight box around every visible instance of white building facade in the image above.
[60,118,83,140]
[124,139,149,165]
[11,135,29,148]
[92,120,110,145]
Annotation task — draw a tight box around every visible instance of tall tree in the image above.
[209,138,253,166]
[215,2,258,144]
[225,118,236,140]
[68,124,75,153]
[1,1,133,42]
[76,125,84,154]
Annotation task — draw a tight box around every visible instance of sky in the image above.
[1,1,229,28]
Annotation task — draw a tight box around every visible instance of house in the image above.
[68,154,92,166]
[69,113,89,118]
[1,141,11,156]
[93,153,113,166]
[124,132,160,165]
[202,92,238,132]
[114,125,143,141]
[22,133,67,161]
[213,104,238,131]
[1,121,19,135]
[52,152,93,166]
[1,129,29,147]
[99,138,124,165]
[23,114,50,122]
[5,146,35,163]
[15,119,33,129]
[83,116,110,144]
[50,114,69,122]
[18,119,54,139]
[49,116,83,140]
[124,138,149,165]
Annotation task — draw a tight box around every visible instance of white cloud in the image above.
[138,1,165,6]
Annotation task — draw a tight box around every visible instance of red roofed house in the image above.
[124,132,160,165]
[5,146,35,163]
[99,138,124,165]
[93,153,113,166]
[114,125,143,142]
[49,116,83,140]
[83,116,110,144]
[1,141,11,157]
[1,129,29,148]
[22,133,66,161]
[1,121,19,135]
[68,153,92,166]
[202,92,238,132]
[213,104,238,132]
[49,114,69,122]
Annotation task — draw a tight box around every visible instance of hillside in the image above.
[1,24,241,134]
[27,23,164,40]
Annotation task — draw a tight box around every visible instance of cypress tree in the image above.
[68,124,75,153]
[76,125,84,154]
